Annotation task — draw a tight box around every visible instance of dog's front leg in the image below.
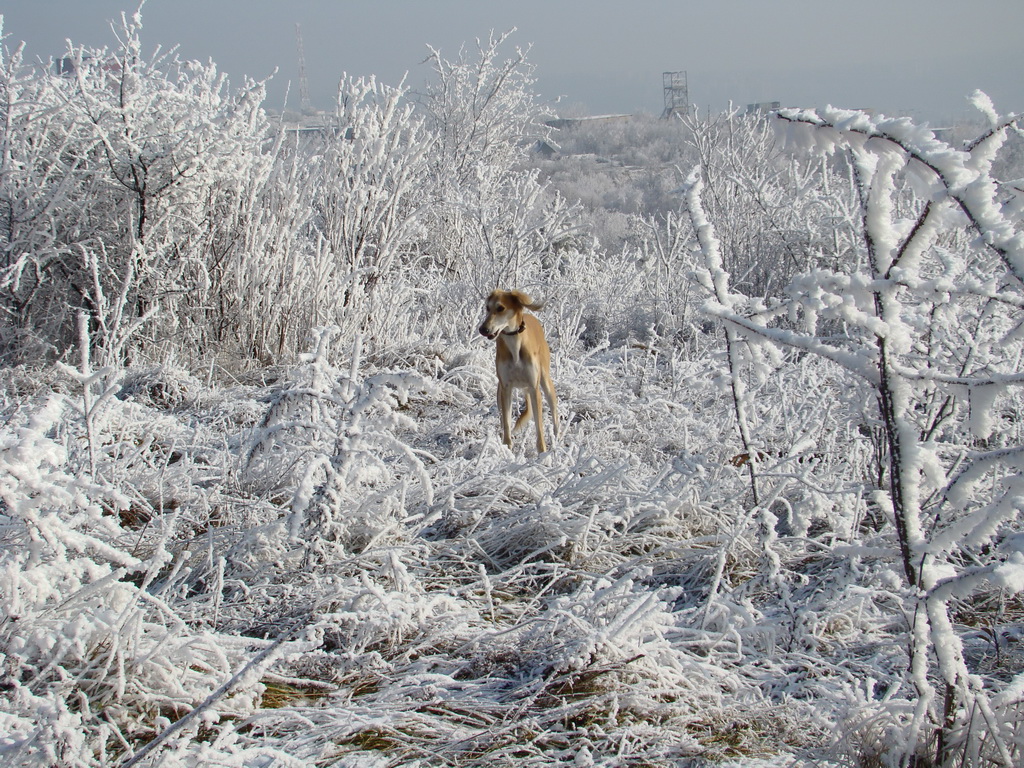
[542,373,559,440]
[529,386,546,453]
[498,382,514,447]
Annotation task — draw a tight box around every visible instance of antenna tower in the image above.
[295,23,314,114]
[662,71,690,119]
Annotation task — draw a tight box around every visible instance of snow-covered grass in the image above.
[3,307,1019,765]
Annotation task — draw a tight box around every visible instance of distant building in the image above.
[545,115,633,131]
[745,101,781,116]
[53,54,122,78]
[533,140,559,159]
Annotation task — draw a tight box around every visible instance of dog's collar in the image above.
[502,322,526,336]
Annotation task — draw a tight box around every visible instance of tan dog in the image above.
[478,289,559,452]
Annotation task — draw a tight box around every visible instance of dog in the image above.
[478,289,559,452]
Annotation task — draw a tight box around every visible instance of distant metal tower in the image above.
[662,71,690,119]
[295,24,314,114]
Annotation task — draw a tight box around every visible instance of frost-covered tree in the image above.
[681,107,860,298]
[686,94,1024,765]
[420,31,580,289]
[308,74,432,345]
[1,9,272,366]
[0,37,107,361]
[66,10,272,364]
[422,30,545,192]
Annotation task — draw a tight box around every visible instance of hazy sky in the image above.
[3,1,1022,123]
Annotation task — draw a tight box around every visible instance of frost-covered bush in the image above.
[420,31,582,289]
[683,94,1024,765]
[302,76,432,348]
[680,108,860,298]
[0,399,215,766]
[245,328,435,563]
[0,11,273,368]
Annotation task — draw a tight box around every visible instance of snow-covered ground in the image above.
[2,311,1020,765]
[0,335,859,766]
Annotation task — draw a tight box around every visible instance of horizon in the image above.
[2,1,1023,124]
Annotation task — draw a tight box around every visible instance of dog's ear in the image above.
[509,290,544,312]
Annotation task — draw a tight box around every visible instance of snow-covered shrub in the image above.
[0,10,274,368]
[0,400,195,765]
[246,328,434,563]
[302,74,432,351]
[0,41,107,364]
[684,95,1024,765]
[420,31,582,289]
[86,17,271,364]
[680,108,861,298]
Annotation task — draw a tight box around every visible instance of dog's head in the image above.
[478,289,542,340]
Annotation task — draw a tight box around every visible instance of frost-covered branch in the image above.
[775,99,1024,286]
[681,166,762,506]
